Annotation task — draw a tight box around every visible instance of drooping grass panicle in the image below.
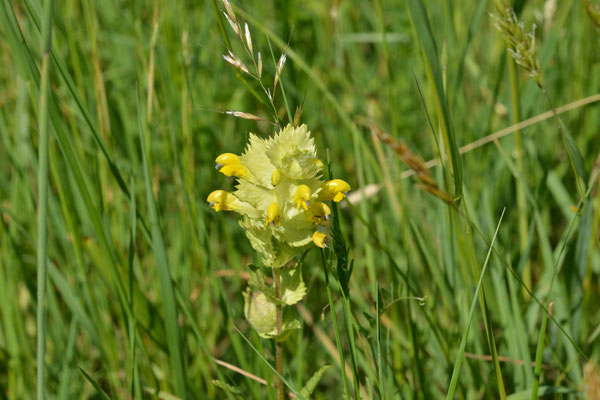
[371,124,455,205]
[491,2,543,87]
[218,0,293,126]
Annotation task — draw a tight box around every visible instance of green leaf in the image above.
[211,380,246,400]
[562,126,587,182]
[505,386,576,399]
[280,266,307,305]
[79,367,112,400]
[299,365,330,398]
[248,270,283,305]
[274,318,302,342]
[406,0,463,200]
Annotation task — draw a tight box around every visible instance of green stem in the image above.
[37,1,54,399]
[531,302,552,399]
[340,292,361,400]
[459,204,507,399]
[320,249,352,399]
[507,57,530,295]
[274,268,284,400]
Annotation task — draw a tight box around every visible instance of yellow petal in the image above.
[320,179,351,202]
[307,202,331,224]
[207,190,236,211]
[266,202,281,226]
[271,169,281,186]
[292,184,311,210]
[312,231,328,248]
[215,152,248,178]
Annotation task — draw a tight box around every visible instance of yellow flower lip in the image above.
[320,179,351,202]
[266,202,281,226]
[207,190,236,212]
[215,153,248,178]
[292,185,312,210]
[307,202,331,224]
[312,231,328,248]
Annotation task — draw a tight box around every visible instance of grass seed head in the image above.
[491,4,543,86]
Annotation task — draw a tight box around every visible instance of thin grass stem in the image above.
[36,1,54,398]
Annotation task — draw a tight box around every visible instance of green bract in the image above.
[208,124,351,267]
[208,124,350,338]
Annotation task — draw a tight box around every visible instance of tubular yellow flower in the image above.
[215,153,248,178]
[266,202,281,226]
[271,169,281,186]
[207,190,237,211]
[312,158,325,171]
[320,179,351,202]
[292,185,311,210]
[312,231,328,248]
[306,202,331,224]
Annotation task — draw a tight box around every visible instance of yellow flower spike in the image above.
[265,202,281,226]
[292,185,312,210]
[307,202,331,224]
[207,190,236,212]
[271,169,281,186]
[312,231,328,248]
[320,179,351,202]
[215,153,248,178]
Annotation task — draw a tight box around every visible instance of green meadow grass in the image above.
[1,0,600,398]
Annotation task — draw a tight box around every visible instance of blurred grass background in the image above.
[1,0,600,398]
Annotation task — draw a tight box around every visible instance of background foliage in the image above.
[1,0,600,398]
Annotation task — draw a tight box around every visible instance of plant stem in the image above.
[273,268,284,400]
[320,250,352,399]
[37,1,54,399]
[531,302,553,399]
[507,57,530,297]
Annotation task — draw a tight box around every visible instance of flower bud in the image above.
[243,289,277,337]
[266,202,281,226]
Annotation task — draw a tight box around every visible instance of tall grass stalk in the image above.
[446,209,505,399]
[137,90,187,398]
[320,249,352,399]
[273,268,284,400]
[531,302,553,399]
[36,0,54,399]
[507,58,530,295]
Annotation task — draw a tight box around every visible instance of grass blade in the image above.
[406,0,463,200]
[137,90,187,398]
[446,208,506,399]
[79,367,112,400]
[36,1,54,398]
